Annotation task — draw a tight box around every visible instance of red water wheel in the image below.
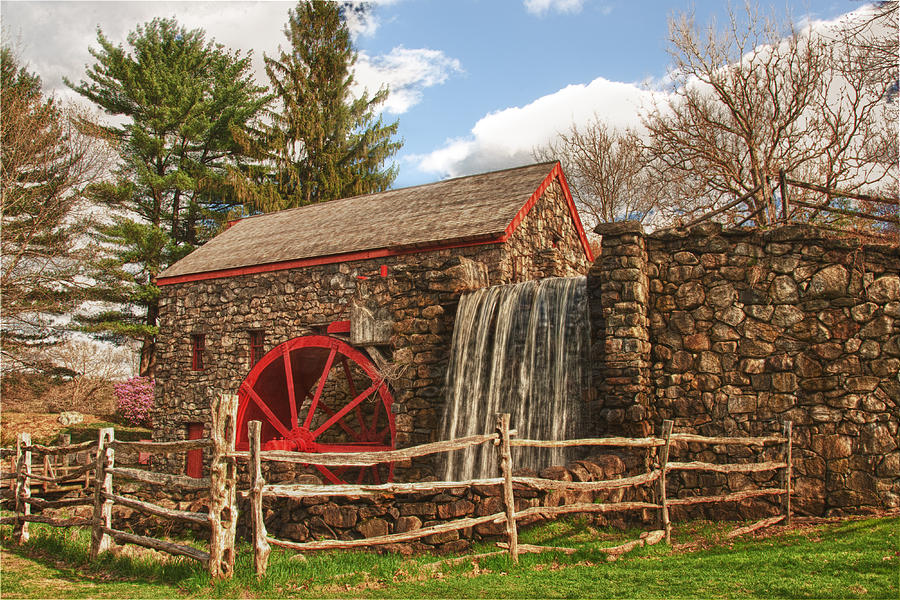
[236,335,395,484]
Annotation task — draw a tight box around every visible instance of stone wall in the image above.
[110,453,634,552]
[590,222,899,515]
[248,453,630,553]
[154,178,591,478]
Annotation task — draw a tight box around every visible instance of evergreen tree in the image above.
[0,48,105,368]
[67,18,268,376]
[234,1,401,212]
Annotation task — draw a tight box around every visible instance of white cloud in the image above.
[2,1,453,116]
[412,76,668,178]
[524,0,584,16]
[354,46,463,114]
[1,1,293,106]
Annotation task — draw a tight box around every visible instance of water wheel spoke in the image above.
[311,379,382,440]
[283,347,298,428]
[303,347,337,429]
[371,466,382,485]
[356,468,366,484]
[341,357,370,436]
[313,398,363,442]
[241,383,292,438]
[369,389,388,433]
[315,464,344,486]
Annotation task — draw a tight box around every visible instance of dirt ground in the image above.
[0,412,108,447]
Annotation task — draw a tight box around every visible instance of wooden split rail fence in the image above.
[241,415,793,577]
[685,173,899,230]
[1,394,240,579]
[0,434,95,500]
[4,400,792,581]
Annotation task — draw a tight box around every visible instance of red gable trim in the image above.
[157,162,593,287]
[157,236,505,286]
[499,162,594,262]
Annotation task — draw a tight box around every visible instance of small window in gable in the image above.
[249,330,265,366]
[191,334,205,371]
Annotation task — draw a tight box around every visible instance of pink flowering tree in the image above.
[114,376,155,427]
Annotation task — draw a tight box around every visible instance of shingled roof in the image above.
[158,161,591,285]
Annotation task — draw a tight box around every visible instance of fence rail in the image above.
[686,174,898,229]
[242,415,793,577]
[232,432,502,467]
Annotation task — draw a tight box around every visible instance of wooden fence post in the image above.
[783,420,792,526]
[90,428,115,559]
[42,454,53,494]
[58,433,71,471]
[209,393,238,579]
[13,433,32,543]
[659,420,674,544]
[249,420,270,577]
[495,413,518,563]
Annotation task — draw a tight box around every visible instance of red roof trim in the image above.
[157,236,505,286]
[158,162,594,287]
[553,163,594,262]
[501,162,593,262]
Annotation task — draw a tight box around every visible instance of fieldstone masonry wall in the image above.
[590,222,899,515]
[251,454,630,553]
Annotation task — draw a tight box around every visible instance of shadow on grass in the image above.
[0,523,205,594]
[2,514,897,599]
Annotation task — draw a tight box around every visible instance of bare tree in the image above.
[643,3,894,226]
[0,48,112,366]
[44,339,136,406]
[837,1,898,187]
[534,117,661,227]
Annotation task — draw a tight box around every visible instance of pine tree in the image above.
[67,18,268,376]
[0,48,105,368]
[235,1,401,212]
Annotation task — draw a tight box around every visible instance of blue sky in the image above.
[2,0,860,188]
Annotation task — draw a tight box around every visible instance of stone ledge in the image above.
[594,221,645,236]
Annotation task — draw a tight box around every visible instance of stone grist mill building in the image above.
[154,161,899,534]
[154,162,594,484]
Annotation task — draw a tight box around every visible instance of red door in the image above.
[186,423,204,478]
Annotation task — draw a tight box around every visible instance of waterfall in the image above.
[440,276,590,481]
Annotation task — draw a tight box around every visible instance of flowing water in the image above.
[440,276,590,481]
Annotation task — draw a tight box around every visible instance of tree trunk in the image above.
[140,273,159,378]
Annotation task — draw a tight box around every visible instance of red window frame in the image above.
[191,334,205,371]
[249,330,265,366]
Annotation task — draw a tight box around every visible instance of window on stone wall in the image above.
[249,330,265,366]
[191,334,205,371]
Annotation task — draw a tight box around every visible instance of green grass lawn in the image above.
[1,515,897,599]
